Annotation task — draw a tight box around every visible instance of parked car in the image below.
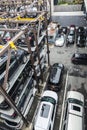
[66,26,75,45]
[63,91,84,130]
[33,90,58,130]
[48,63,64,91]
[48,22,58,44]
[77,27,85,36]
[0,49,28,89]
[71,53,87,65]
[55,34,65,47]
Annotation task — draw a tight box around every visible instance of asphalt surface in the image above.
[52,15,87,26]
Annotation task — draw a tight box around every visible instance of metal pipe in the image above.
[25,33,40,93]
[45,12,50,66]
[0,28,20,32]
[33,28,44,83]
[3,47,11,90]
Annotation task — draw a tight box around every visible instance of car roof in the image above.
[50,67,61,84]
[35,102,52,130]
[67,114,82,130]
[42,90,58,102]
[34,90,58,130]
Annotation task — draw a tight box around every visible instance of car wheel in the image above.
[22,55,27,64]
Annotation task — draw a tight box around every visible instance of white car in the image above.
[55,34,65,47]
[33,90,58,130]
[63,91,84,130]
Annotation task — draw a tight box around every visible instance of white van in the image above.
[63,91,84,130]
[33,90,58,130]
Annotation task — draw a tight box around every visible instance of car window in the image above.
[69,30,74,35]
[64,102,68,120]
[40,104,50,118]
[51,105,55,120]
[72,105,81,112]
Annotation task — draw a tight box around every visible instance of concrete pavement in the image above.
[52,11,85,16]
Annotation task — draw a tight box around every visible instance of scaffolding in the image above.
[0,0,50,129]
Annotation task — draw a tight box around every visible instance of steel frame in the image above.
[0,2,50,127]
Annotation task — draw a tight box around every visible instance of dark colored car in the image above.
[71,53,87,65]
[48,63,64,91]
[77,27,85,36]
[76,35,86,47]
[66,27,75,45]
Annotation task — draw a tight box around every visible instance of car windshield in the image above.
[50,67,57,78]
[41,96,56,105]
[69,31,74,35]
[68,98,83,106]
